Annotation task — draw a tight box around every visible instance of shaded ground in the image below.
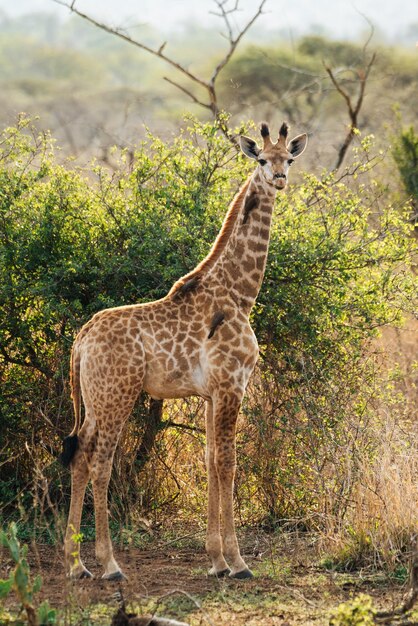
[1,532,409,625]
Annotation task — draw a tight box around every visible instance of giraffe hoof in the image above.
[69,567,93,580]
[208,567,231,578]
[102,570,127,582]
[230,568,254,580]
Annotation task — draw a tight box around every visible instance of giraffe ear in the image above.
[287,133,308,158]
[239,136,261,160]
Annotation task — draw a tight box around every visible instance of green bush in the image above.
[0,522,56,625]
[0,116,415,553]
[392,125,418,221]
[330,594,375,626]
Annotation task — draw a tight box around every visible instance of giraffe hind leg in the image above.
[64,425,95,578]
[88,384,144,579]
[75,332,146,580]
[88,423,129,580]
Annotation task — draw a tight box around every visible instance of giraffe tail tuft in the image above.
[60,343,82,468]
[59,434,79,467]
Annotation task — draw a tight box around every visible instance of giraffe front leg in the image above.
[64,450,93,579]
[205,400,230,577]
[213,392,253,579]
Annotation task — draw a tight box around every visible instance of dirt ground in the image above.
[1,531,410,625]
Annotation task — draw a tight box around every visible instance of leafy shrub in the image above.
[0,116,416,571]
[0,522,56,625]
[330,594,375,626]
[392,125,418,221]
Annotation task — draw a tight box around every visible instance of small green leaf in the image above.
[33,574,42,594]
[14,562,30,602]
[6,527,20,563]
[38,601,57,625]
[0,577,13,598]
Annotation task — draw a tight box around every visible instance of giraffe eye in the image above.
[258,159,267,166]
[288,159,294,165]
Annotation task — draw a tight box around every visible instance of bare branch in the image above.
[324,64,354,116]
[324,51,376,171]
[0,344,52,378]
[163,77,211,110]
[354,52,376,118]
[210,0,236,41]
[52,0,267,145]
[355,8,375,55]
[165,421,205,435]
[52,0,209,90]
[210,0,268,85]
[210,0,240,18]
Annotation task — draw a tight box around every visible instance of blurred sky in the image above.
[2,0,418,43]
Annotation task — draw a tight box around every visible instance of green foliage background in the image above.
[0,116,416,560]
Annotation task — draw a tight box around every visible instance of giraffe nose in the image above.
[274,173,286,179]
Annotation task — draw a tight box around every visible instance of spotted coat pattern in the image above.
[63,122,307,580]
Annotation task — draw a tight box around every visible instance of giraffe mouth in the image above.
[265,178,287,191]
[274,179,287,190]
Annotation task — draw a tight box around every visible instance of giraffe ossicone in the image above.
[61,122,307,581]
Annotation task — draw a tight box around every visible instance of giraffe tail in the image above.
[59,345,81,467]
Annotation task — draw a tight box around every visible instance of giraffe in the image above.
[61,121,308,581]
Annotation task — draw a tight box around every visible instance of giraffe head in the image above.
[239,122,307,190]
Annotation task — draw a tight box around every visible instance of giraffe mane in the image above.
[168,175,252,297]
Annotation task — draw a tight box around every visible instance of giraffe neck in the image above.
[208,169,277,313]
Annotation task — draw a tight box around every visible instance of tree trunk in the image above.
[135,397,164,471]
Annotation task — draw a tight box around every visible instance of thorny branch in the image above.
[52,0,268,146]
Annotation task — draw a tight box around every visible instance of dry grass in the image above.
[347,414,417,568]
